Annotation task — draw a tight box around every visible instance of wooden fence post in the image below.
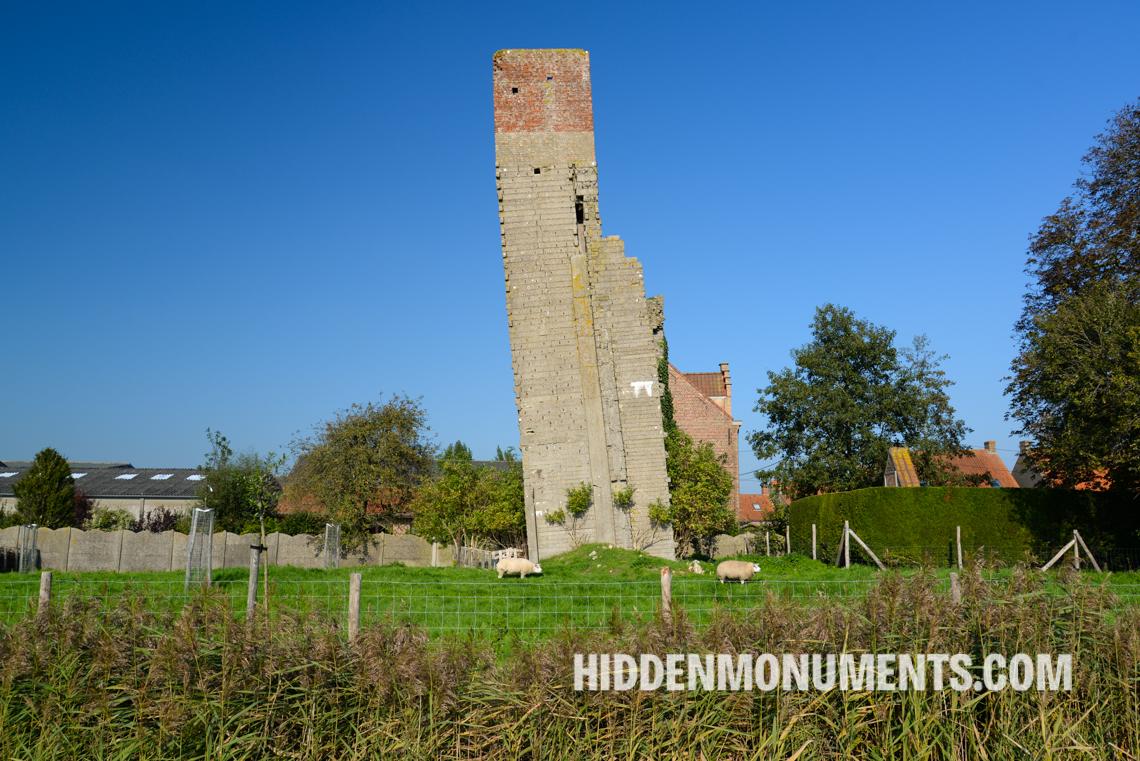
[765,531,770,557]
[949,572,961,605]
[348,572,362,642]
[246,546,260,621]
[956,526,963,570]
[844,521,851,569]
[1073,530,1102,572]
[1072,530,1080,570]
[812,524,817,561]
[660,567,672,625]
[785,525,791,556]
[38,571,52,616]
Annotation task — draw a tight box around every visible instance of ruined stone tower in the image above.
[493,49,675,560]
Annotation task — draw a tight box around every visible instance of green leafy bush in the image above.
[611,486,635,510]
[789,486,1138,565]
[565,483,592,517]
[268,511,332,536]
[86,509,135,532]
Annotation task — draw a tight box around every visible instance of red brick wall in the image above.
[493,49,593,133]
[668,365,740,512]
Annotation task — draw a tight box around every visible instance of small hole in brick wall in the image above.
[511,87,518,94]
[534,167,541,174]
[546,75,553,81]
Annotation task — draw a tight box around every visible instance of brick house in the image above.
[736,491,775,524]
[668,362,742,514]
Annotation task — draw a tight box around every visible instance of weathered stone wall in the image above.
[0,528,445,572]
[494,48,674,560]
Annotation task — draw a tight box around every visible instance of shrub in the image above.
[789,486,1138,566]
[611,486,634,510]
[565,483,592,517]
[269,511,332,536]
[85,509,135,532]
[130,508,181,533]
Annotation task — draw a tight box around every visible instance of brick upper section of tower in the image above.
[492,49,594,133]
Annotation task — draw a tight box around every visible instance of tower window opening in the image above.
[575,199,585,224]
[511,87,518,93]
[533,167,541,174]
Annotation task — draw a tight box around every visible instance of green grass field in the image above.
[2,544,1138,636]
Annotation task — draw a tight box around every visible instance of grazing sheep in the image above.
[496,557,543,579]
[716,560,760,584]
[688,560,704,575]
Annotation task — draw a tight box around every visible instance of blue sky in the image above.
[3,1,1138,489]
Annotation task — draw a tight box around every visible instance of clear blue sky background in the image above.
[3,1,1138,489]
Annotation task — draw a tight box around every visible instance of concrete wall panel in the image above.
[67,529,123,571]
[119,531,174,572]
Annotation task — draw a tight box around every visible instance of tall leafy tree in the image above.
[750,305,970,498]
[13,448,76,527]
[411,442,526,552]
[651,334,734,555]
[288,395,435,550]
[1009,100,1140,498]
[472,446,526,548]
[197,429,284,534]
[1018,100,1140,329]
[654,428,736,557]
[1009,280,1140,496]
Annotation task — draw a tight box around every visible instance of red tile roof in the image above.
[736,493,774,522]
[683,372,726,398]
[947,449,1019,488]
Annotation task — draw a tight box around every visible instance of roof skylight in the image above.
[114,473,139,480]
[72,473,87,479]
[0,472,17,478]
[186,474,206,481]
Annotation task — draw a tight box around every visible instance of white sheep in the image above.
[688,560,704,575]
[496,557,543,579]
[716,560,760,584]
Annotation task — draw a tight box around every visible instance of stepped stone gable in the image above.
[493,49,675,560]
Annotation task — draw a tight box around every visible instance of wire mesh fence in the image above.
[184,508,214,589]
[16,524,37,573]
[2,572,1137,632]
[323,523,341,570]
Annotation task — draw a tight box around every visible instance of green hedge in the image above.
[789,487,1136,566]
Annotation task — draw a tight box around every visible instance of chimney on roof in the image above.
[984,440,997,453]
[719,362,732,415]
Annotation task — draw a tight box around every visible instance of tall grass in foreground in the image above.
[0,567,1136,760]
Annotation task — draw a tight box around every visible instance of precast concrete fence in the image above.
[0,526,450,573]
